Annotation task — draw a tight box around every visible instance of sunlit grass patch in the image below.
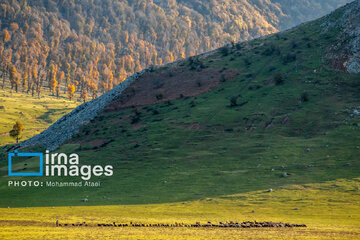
[0,178,359,239]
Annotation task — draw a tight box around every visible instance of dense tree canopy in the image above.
[0,0,351,100]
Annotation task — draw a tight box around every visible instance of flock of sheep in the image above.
[56,220,307,228]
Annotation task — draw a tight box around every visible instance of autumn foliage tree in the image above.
[67,84,76,100]
[9,65,20,92]
[1,30,11,43]
[9,120,23,143]
[48,64,58,95]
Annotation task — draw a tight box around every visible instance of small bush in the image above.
[274,73,284,85]
[132,107,140,115]
[290,40,298,49]
[268,66,276,72]
[189,56,206,70]
[153,79,164,89]
[131,115,140,124]
[131,108,141,124]
[220,74,226,82]
[156,92,164,100]
[301,92,309,102]
[230,96,238,107]
[249,85,261,90]
[245,73,253,78]
[262,44,280,56]
[220,46,230,56]
[244,58,251,66]
[219,67,228,73]
[282,53,296,64]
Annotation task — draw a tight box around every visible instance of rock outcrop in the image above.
[17,70,146,151]
[324,0,360,73]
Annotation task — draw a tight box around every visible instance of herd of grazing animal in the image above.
[56,220,306,228]
[56,220,88,227]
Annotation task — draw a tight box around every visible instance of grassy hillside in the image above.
[0,179,359,239]
[0,2,359,208]
[0,89,78,145]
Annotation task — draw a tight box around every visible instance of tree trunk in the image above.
[1,72,4,89]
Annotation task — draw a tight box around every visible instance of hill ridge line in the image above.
[16,70,145,151]
[14,47,219,151]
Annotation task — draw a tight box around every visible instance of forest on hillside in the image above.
[0,0,351,101]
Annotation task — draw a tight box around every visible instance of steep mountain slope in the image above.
[272,0,355,30]
[0,0,352,101]
[1,0,359,207]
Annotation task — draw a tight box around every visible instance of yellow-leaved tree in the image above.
[67,84,76,100]
[9,120,23,143]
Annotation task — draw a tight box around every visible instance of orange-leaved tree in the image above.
[49,64,57,95]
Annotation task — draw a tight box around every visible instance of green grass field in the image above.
[0,89,78,145]
[0,179,359,239]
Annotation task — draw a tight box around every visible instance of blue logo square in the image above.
[8,151,43,176]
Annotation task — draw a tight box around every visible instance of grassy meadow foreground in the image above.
[0,179,359,239]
